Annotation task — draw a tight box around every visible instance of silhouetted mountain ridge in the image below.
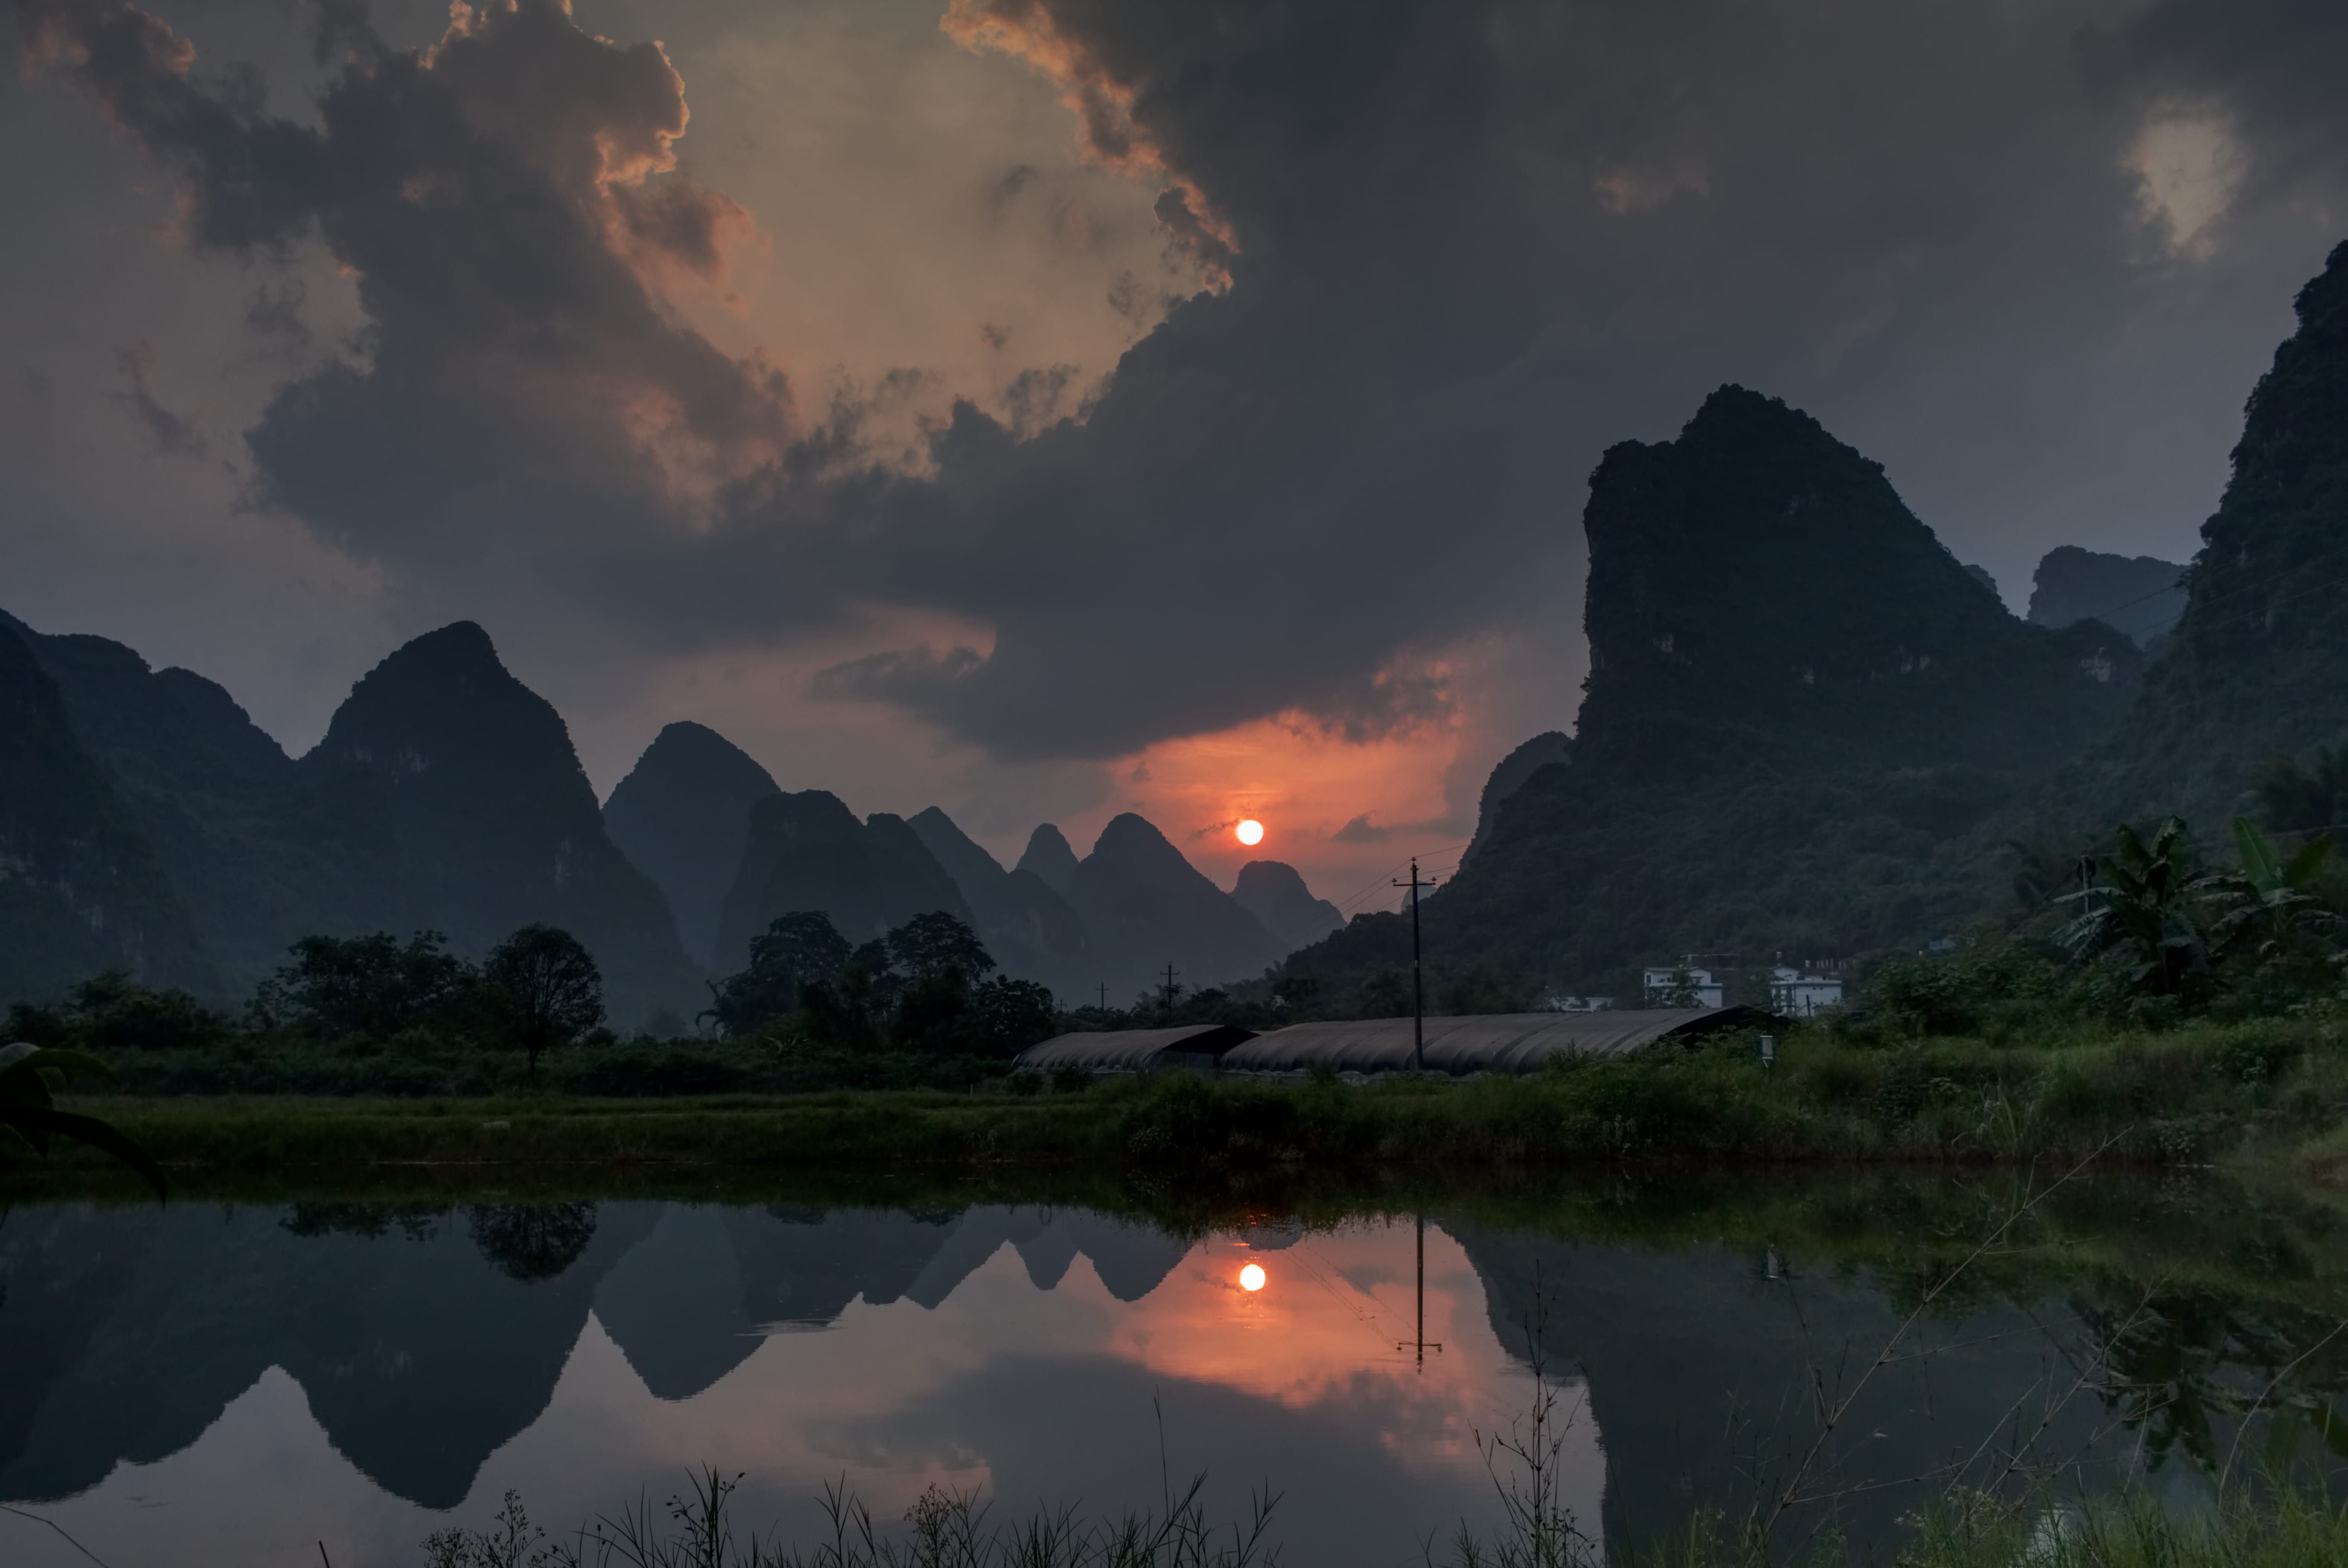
[715,790,973,970]
[0,619,214,1000]
[2092,239,2348,825]
[1284,383,2147,987]
[1230,860,1343,949]
[602,722,780,971]
[1068,814,1280,1001]
[907,807,1091,992]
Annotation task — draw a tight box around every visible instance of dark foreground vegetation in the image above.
[412,1477,2348,1568]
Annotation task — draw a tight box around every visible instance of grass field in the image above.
[17,1009,2348,1191]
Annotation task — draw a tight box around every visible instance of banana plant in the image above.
[0,1041,167,1199]
[2205,817,2342,965]
[2052,816,2221,999]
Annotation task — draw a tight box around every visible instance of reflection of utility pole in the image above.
[1397,1212,1444,1368]
[1393,859,1435,1071]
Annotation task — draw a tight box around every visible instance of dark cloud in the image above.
[11,0,792,590]
[2081,0,2348,189]
[1331,814,1393,845]
[10,0,2348,768]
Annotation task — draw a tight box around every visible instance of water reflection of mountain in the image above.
[0,1201,1189,1509]
[1447,1224,2118,1553]
[0,1200,652,1508]
[594,1204,1190,1398]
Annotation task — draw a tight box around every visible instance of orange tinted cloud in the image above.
[941,0,1237,284]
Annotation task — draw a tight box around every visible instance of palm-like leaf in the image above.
[0,1042,167,1198]
[2204,818,2344,966]
[2051,817,2224,996]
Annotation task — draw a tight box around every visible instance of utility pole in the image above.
[1098,982,1107,1013]
[1393,857,1434,1071]
[1160,963,1180,1020]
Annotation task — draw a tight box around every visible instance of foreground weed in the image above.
[422,1468,1283,1568]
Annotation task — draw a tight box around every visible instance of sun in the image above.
[1239,1262,1267,1292]
[1236,819,1264,846]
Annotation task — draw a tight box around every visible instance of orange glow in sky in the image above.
[1087,711,1476,901]
[1235,819,1264,846]
[1239,1261,1267,1290]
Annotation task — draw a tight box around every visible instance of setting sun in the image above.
[1235,819,1264,846]
[1239,1263,1267,1292]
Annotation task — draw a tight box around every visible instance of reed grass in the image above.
[416,1473,2348,1568]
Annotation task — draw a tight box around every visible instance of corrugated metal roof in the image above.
[1016,1023,1259,1071]
[1225,1008,1765,1074]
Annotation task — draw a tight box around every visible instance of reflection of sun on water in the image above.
[1089,1218,1605,1526]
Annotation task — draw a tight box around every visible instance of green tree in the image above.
[2054,817,2219,1003]
[961,976,1060,1056]
[801,957,889,1054]
[481,925,603,1082]
[252,930,471,1042]
[5,972,230,1054]
[887,911,996,981]
[2205,817,2342,972]
[704,911,851,1036]
[2257,743,2348,834]
[0,1042,166,1198]
[1357,965,1409,1017]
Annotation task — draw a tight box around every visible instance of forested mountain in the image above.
[0,617,700,1023]
[1015,824,1081,893]
[602,722,781,970]
[1067,814,1280,1003]
[0,618,213,1001]
[713,791,974,971]
[1464,731,1571,863]
[1230,860,1344,950]
[906,808,1092,992]
[2090,240,2348,827]
[303,624,701,1025]
[0,600,1330,1015]
[1283,385,2146,990]
[0,611,351,998]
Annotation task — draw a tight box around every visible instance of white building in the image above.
[1641,966,1725,1008]
[1769,964,1844,1016]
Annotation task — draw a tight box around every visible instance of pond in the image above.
[3,1173,2345,1566]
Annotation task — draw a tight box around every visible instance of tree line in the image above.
[2,907,1063,1089]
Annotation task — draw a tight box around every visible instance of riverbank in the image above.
[21,1009,2348,1187]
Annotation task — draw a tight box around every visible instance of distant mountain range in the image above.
[15,240,2339,1017]
[0,616,1308,1016]
[1286,238,2348,994]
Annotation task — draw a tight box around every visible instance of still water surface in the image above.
[1,1184,2336,1566]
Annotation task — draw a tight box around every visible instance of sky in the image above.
[3,0,2345,906]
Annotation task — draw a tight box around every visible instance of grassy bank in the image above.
[17,1008,2348,1186]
